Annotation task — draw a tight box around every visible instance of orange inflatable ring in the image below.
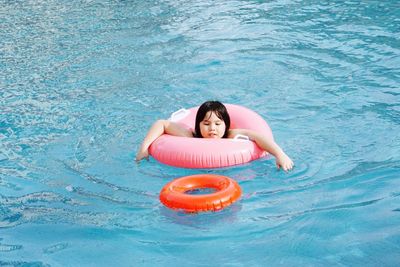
[159,174,242,212]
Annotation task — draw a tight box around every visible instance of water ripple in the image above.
[0,261,49,267]
[62,161,156,198]
[251,197,387,224]
[0,243,22,252]
[0,191,74,206]
[256,160,400,197]
[42,242,69,254]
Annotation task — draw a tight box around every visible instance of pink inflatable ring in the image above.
[149,104,273,168]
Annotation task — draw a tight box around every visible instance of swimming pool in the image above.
[1,0,399,266]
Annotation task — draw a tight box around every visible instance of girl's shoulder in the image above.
[227,128,254,139]
[227,128,244,138]
[166,121,194,138]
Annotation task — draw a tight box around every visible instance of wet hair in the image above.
[194,101,231,138]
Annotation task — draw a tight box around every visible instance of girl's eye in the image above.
[216,123,221,126]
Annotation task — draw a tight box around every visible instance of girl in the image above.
[136,101,294,171]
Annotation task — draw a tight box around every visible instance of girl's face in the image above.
[199,111,226,138]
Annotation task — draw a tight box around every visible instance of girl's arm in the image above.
[136,120,193,161]
[229,129,294,171]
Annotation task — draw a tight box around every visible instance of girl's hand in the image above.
[275,152,294,172]
[135,148,149,162]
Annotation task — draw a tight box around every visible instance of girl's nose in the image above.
[210,124,216,130]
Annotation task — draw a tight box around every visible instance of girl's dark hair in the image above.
[194,101,230,138]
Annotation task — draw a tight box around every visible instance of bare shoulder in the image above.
[228,128,251,138]
[228,128,259,139]
[165,121,194,137]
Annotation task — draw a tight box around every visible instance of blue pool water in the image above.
[1,0,400,266]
